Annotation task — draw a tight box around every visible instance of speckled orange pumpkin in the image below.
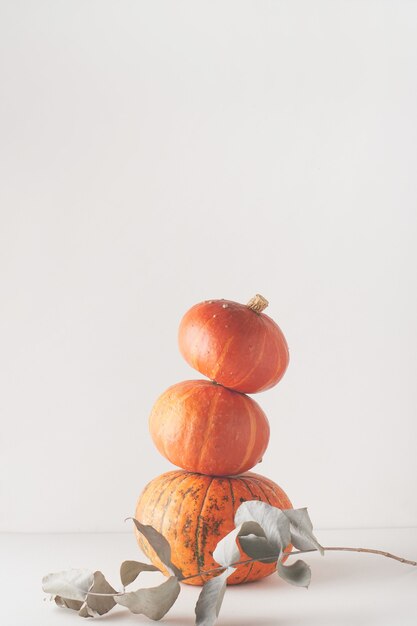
[135,470,292,586]
[178,295,289,394]
[149,380,270,476]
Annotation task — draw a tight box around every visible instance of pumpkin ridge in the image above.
[195,476,214,583]
[137,472,162,508]
[176,382,208,403]
[261,322,289,390]
[227,477,235,509]
[197,391,221,472]
[228,477,253,583]
[251,473,292,507]
[172,473,198,536]
[242,475,272,505]
[135,472,187,574]
[189,314,219,371]
[146,471,183,522]
[239,560,255,584]
[236,397,258,474]
[165,473,203,566]
[210,335,234,380]
[237,475,257,499]
[230,319,268,390]
[231,477,259,584]
[159,473,193,538]
[173,380,205,402]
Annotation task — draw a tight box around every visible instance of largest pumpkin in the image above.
[135,470,292,586]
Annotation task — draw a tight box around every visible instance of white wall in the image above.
[1,0,416,532]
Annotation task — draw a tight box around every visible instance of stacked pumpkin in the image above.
[135,295,292,585]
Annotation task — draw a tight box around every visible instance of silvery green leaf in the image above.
[115,576,180,620]
[129,518,183,579]
[54,596,83,611]
[42,569,94,602]
[120,560,159,587]
[277,559,311,588]
[234,501,291,553]
[213,521,266,567]
[195,568,235,626]
[282,508,324,555]
[239,535,279,564]
[84,571,117,616]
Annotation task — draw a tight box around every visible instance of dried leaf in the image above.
[282,508,324,555]
[195,568,235,626]
[238,535,279,564]
[234,501,291,554]
[78,602,97,618]
[115,576,180,620]
[54,596,83,611]
[120,560,159,587]
[42,569,94,602]
[277,559,311,588]
[213,521,267,567]
[84,571,117,616]
[129,518,183,579]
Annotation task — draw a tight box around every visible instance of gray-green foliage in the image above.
[115,576,180,620]
[42,569,95,602]
[120,560,159,586]
[128,517,184,579]
[84,571,117,616]
[42,569,117,618]
[235,501,291,554]
[277,559,312,588]
[42,502,322,624]
[213,520,267,567]
[195,568,235,626]
[282,508,324,555]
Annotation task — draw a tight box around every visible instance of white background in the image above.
[1,0,417,536]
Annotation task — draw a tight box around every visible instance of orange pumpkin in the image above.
[135,470,292,586]
[149,380,270,476]
[178,295,289,394]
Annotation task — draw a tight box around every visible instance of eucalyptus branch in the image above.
[69,546,417,597]
[82,545,417,594]
[182,545,417,582]
[43,505,417,625]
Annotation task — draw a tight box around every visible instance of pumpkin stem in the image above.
[246,294,269,314]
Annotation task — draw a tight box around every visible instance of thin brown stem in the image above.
[322,546,417,566]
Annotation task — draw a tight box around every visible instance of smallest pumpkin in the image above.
[149,379,270,476]
[178,294,289,394]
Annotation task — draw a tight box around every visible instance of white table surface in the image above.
[1,528,416,626]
